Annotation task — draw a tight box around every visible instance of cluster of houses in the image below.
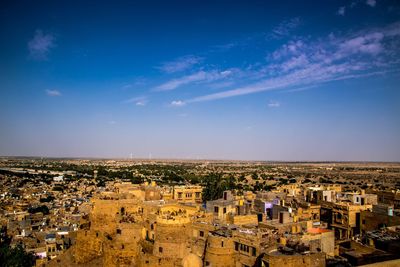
[37,180,400,267]
[0,171,94,265]
[1,166,400,267]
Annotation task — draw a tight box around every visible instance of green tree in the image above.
[0,233,35,267]
[201,173,236,202]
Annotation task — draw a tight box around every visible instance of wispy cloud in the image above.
[154,70,234,91]
[337,6,346,16]
[338,32,383,55]
[366,0,376,7]
[211,42,238,52]
[270,17,301,39]
[338,0,376,16]
[45,89,61,97]
[268,101,281,108]
[124,96,148,106]
[135,100,147,106]
[157,55,203,73]
[170,100,186,107]
[28,30,55,60]
[183,22,400,103]
[121,78,147,90]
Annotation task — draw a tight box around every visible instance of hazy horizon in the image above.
[1,1,400,162]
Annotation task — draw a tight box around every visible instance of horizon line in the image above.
[1,155,399,165]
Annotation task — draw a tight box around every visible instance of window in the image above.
[235,242,239,251]
[252,247,256,256]
[116,229,121,234]
[159,247,163,253]
[195,192,201,198]
[151,224,154,230]
[178,192,182,199]
[205,261,210,266]
[362,219,366,225]
[239,244,250,253]
[214,206,219,213]
[221,241,224,247]
[223,207,227,214]
[199,231,204,237]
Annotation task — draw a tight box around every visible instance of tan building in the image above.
[360,204,400,234]
[172,185,203,203]
[261,247,326,267]
[330,202,372,241]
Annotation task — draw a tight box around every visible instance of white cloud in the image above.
[170,100,186,107]
[337,6,346,16]
[271,40,304,60]
[28,30,55,60]
[366,0,376,7]
[45,89,61,97]
[135,100,147,106]
[155,71,207,91]
[154,69,234,91]
[271,17,301,38]
[338,32,384,56]
[268,101,281,108]
[184,22,400,103]
[281,54,309,72]
[124,96,148,106]
[157,55,203,73]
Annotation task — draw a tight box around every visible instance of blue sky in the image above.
[1,0,400,161]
